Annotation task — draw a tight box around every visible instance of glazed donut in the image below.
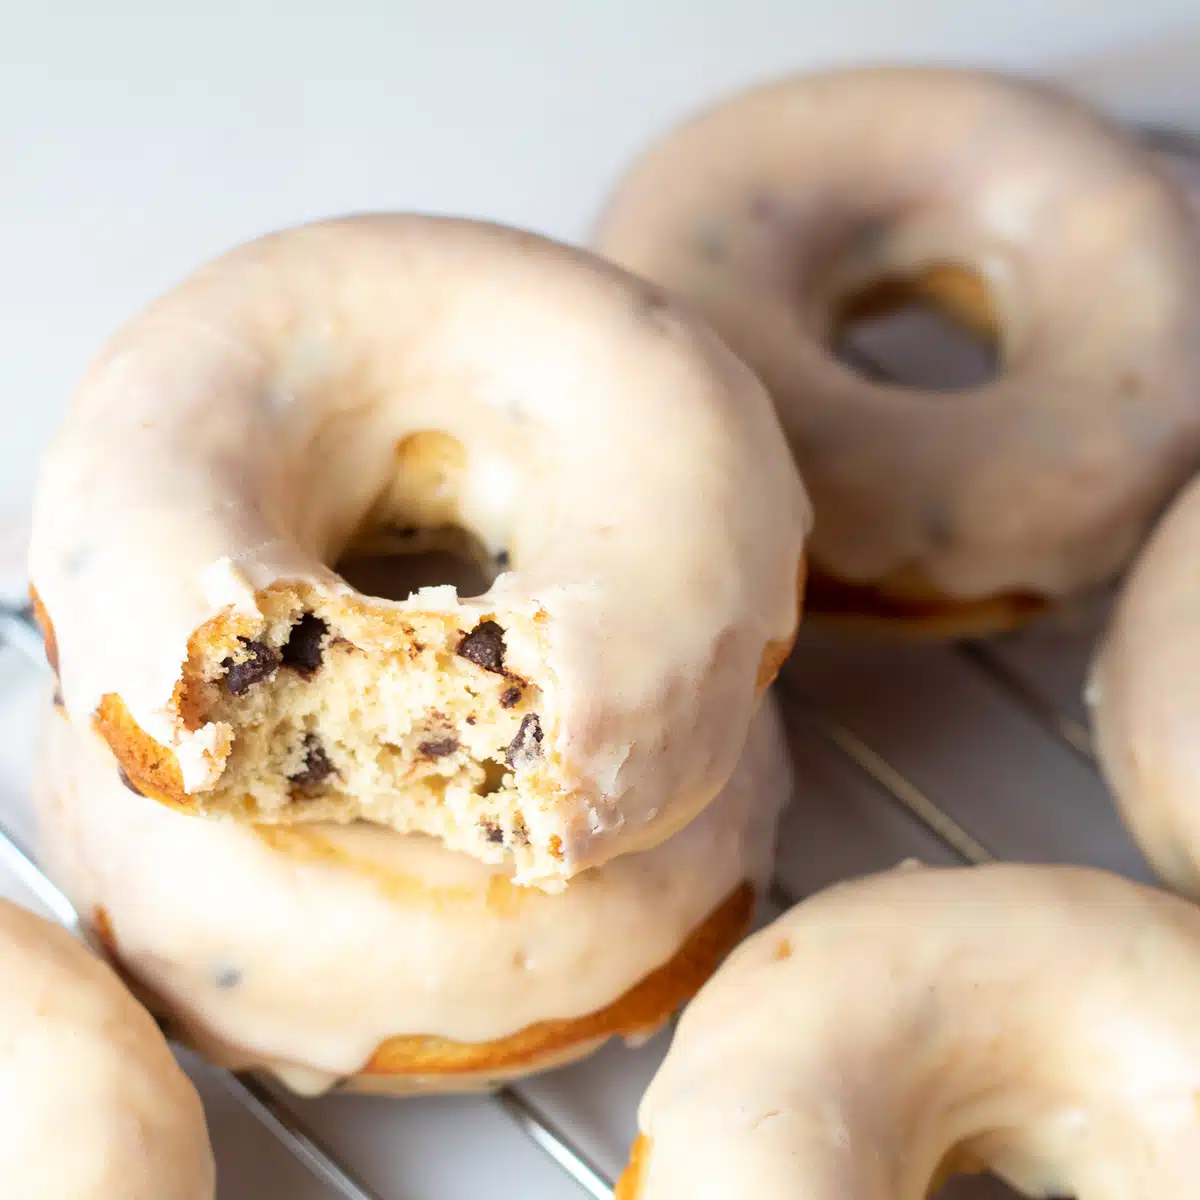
[0,898,214,1198]
[1089,474,1200,896]
[618,862,1200,1199]
[36,695,789,1095]
[596,67,1200,635]
[28,214,809,889]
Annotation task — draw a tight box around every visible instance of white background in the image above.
[1,0,1198,512]
[2,5,1200,1198]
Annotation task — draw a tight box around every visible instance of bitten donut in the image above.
[37,696,789,1095]
[28,214,809,889]
[618,863,1200,1199]
[1090,474,1200,897]
[0,898,215,1198]
[596,67,1200,635]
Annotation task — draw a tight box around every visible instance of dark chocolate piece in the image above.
[222,638,280,695]
[481,820,505,845]
[418,737,460,760]
[506,713,543,768]
[281,613,328,677]
[499,685,522,709]
[213,964,243,989]
[457,620,506,673]
[290,735,335,787]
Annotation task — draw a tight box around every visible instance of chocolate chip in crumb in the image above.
[458,620,506,673]
[222,638,280,695]
[466,715,477,726]
[506,713,543,768]
[481,820,505,845]
[290,735,335,787]
[499,685,522,709]
[419,737,460,760]
[494,549,510,570]
[281,613,328,676]
[117,766,144,796]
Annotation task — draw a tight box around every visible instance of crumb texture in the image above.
[187,587,562,875]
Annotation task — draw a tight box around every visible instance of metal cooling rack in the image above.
[0,119,1192,1200]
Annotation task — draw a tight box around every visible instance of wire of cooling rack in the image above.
[0,593,1102,1199]
[955,642,1095,764]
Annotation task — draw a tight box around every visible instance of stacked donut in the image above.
[27,215,810,1096]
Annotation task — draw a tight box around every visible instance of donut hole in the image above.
[832,264,1000,392]
[337,524,501,602]
[336,430,508,601]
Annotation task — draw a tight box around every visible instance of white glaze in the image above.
[596,67,1200,602]
[0,898,214,1198]
[36,696,789,1095]
[1090,474,1200,897]
[28,215,809,883]
[630,862,1200,1198]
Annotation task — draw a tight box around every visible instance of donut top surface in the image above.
[29,214,809,886]
[0,898,215,1199]
[625,862,1200,1199]
[596,67,1200,610]
[39,697,789,1094]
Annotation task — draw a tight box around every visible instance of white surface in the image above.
[2,5,1199,1198]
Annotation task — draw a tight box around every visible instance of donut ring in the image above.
[595,67,1200,635]
[28,214,809,888]
[618,862,1200,1198]
[1090,474,1200,897]
[0,898,214,1198]
[37,696,788,1095]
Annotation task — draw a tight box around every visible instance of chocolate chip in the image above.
[290,735,335,787]
[500,685,522,709]
[213,964,242,989]
[281,613,328,677]
[637,286,674,333]
[117,766,144,796]
[222,638,280,695]
[494,549,511,570]
[748,193,781,221]
[695,221,727,262]
[481,820,505,844]
[458,620,506,673]
[506,713,543,768]
[418,737,459,760]
[921,501,955,550]
[466,715,477,726]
